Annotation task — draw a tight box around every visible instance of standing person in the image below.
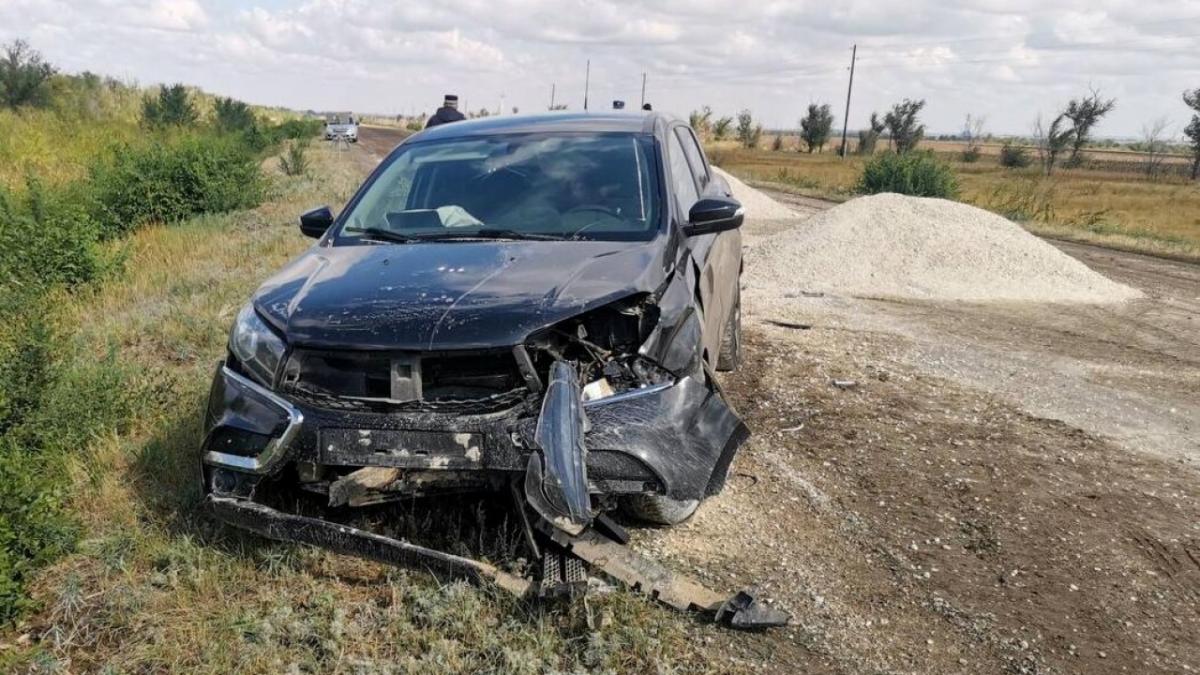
[425,94,466,128]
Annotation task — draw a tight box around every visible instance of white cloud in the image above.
[0,0,1197,135]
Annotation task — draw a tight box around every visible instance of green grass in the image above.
[0,144,721,673]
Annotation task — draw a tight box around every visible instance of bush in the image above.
[141,83,197,128]
[279,139,310,176]
[961,146,982,163]
[0,177,103,289]
[999,141,1033,169]
[90,133,264,236]
[0,439,78,623]
[856,151,958,199]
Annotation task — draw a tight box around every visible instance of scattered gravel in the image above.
[738,192,1142,304]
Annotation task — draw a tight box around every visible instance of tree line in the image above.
[689,88,1200,181]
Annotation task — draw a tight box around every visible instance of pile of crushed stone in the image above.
[743,193,1142,303]
[713,167,798,221]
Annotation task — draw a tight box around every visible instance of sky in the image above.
[3,0,1199,138]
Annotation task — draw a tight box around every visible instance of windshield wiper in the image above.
[413,229,564,242]
[359,227,417,243]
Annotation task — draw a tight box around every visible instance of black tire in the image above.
[620,494,700,526]
[716,282,742,372]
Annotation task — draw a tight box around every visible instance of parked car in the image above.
[202,111,746,552]
[323,114,358,142]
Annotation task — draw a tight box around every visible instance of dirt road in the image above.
[641,188,1199,673]
[349,128,1199,673]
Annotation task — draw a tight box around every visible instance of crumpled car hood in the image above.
[253,240,666,350]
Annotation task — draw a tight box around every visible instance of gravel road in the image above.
[642,180,1199,673]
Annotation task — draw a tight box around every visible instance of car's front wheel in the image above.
[620,494,700,526]
[716,282,742,372]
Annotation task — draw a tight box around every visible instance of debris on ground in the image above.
[744,193,1142,303]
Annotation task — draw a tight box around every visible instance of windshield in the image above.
[337,132,662,243]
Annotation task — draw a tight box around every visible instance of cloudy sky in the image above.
[3,0,1199,137]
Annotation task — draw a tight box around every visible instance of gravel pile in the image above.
[741,192,1141,304]
[713,167,798,221]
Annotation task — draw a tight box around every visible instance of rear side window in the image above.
[674,127,709,190]
[667,131,699,214]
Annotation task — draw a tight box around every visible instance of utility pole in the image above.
[584,60,591,111]
[839,44,857,158]
[640,72,647,107]
[550,83,556,110]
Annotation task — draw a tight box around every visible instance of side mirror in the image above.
[299,206,334,238]
[684,197,744,237]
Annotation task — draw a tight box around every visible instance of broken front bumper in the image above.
[200,360,747,503]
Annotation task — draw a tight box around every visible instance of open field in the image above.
[711,145,1200,261]
[4,126,1198,673]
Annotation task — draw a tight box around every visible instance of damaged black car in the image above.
[201,112,785,626]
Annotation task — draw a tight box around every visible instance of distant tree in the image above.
[1139,117,1171,180]
[689,106,714,139]
[1033,113,1075,176]
[1063,87,1116,167]
[998,140,1032,169]
[213,97,256,133]
[962,114,986,163]
[712,116,733,141]
[0,39,56,108]
[883,99,926,153]
[799,103,834,153]
[856,112,885,155]
[142,83,197,127]
[1184,88,1200,180]
[736,109,761,149]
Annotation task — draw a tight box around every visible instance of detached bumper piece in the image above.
[208,493,790,630]
[207,496,533,598]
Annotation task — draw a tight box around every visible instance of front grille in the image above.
[280,348,528,414]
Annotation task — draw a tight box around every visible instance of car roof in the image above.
[409,111,681,143]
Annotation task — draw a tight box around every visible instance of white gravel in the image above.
[713,167,799,221]
[735,191,1141,304]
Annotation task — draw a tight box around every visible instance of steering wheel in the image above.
[564,205,624,239]
[564,204,622,220]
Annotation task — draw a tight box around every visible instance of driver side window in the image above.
[667,130,699,216]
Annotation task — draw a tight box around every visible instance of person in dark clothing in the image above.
[425,94,466,128]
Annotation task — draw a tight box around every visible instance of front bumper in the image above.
[201,360,747,502]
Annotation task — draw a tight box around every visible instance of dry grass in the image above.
[713,146,1200,260]
[1,144,721,673]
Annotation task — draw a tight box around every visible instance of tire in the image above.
[620,494,700,526]
[716,282,742,372]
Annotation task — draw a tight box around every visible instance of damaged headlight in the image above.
[229,304,286,386]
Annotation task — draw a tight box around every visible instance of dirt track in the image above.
[645,188,1199,673]
[351,128,1200,673]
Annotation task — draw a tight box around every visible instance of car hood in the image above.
[252,239,667,350]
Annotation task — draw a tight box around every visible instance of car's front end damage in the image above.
[200,250,784,627]
[201,112,787,628]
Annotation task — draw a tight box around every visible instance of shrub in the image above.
[279,139,311,176]
[0,40,56,109]
[141,83,197,128]
[0,177,103,288]
[213,97,256,133]
[999,141,1032,169]
[90,133,264,236]
[961,146,982,163]
[856,151,958,199]
[0,439,78,623]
